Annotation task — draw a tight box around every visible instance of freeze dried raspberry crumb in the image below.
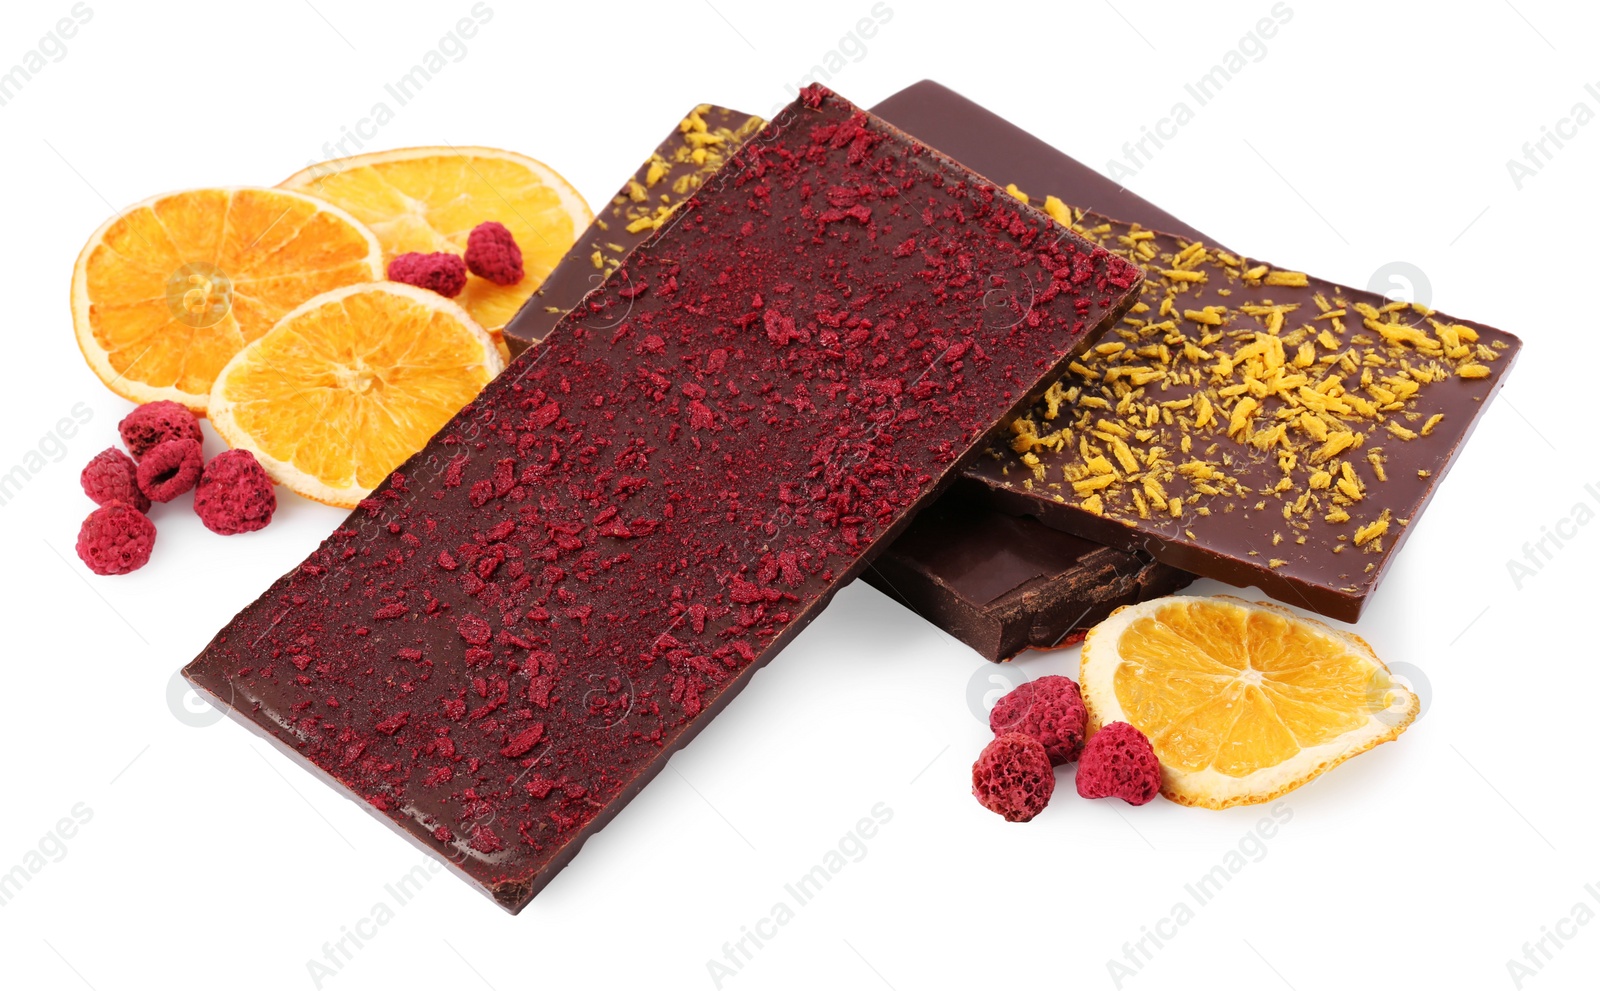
[136,438,203,502]
[457,614,492,645]
[194,449,276,534]
[76,501,156,575]
[464,221,524,285]
[1076,722,1162,806]
[469,824,503,853]
[119,400,202,459]
[972,732,1054,823]
[500,724,544,758]
[81,447,150,512]
[989,674,1088,766]
[388,252,467,297]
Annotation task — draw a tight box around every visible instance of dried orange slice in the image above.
[72,187,384,412]
[280,147,592,334]
[208,283,503,508]
[1080,595,1417,809]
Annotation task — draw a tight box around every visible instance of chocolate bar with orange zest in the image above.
[871,80,1520,624]
[960,205,1519,622]
[501,104,763,357]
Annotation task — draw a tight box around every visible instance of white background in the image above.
[1,1,1595,988]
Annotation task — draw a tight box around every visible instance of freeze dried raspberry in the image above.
[81,447,150,512]
[464,221,524,285]
[457,614,492,645]
[388,252,467,297]
[136,437,204,502]
[500,724,545,758]
[971,733,1054,823]
[194,449,276,534]
[119,400,202,459]
[989,675,1088,766]
[1076,722,1162,806]
[76,502,156,575]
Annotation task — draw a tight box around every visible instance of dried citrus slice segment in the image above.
[1080,595,1417,808]
[208,283,502,508]
[72,187,384,412]
[280,147,592,334]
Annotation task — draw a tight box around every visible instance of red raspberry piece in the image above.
[81,447,150,512]
[971,732,1054,823]
[194,449,277,534]
[136,437,204,502]
[119,400,202,460]
[989,674,1088,766]
[76,502,156,575]
[388,252,467,297]
[500,724,545,758]
[464,221,524,286]
[1076,722,1162,806]
[457,614,492,646]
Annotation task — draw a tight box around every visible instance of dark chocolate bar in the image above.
[502,104,763,357]
[873,80,1521,623]
[962,207,1519,622]
[861,494,1190,661]
[184,85,1142,911]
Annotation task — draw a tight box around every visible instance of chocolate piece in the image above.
[873,80,1520,623]
[501,105,763,357]
[861,495,1190,661]
[962,207,1519,622]
[184,85,1142,911]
